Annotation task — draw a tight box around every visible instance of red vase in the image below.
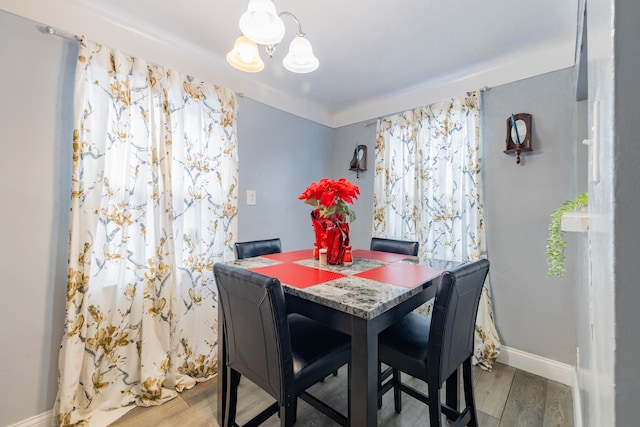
[310,209,350,265]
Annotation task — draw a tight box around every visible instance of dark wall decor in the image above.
[504,113,532,164]
[349,144,367,178]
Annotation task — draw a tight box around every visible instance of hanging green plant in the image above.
[546,193,588,278]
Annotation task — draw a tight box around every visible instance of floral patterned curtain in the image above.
[55,40,238,426]
[373,91,500,370]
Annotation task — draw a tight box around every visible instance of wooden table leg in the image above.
[350,317,377,427]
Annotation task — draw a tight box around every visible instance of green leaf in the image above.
[546,193,588,278]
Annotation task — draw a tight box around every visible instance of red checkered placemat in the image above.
[250,263,345,288]
[261,249,313,263]
[354,263,444,288]
[352,249,413,263]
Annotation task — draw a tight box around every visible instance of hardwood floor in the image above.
[109,362,574,426]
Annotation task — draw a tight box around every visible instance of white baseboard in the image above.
[9,410,54,427]
[496,345,575,386]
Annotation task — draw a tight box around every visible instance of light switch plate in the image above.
[246,190,256,206]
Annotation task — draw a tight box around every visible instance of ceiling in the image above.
[1,0,580,127]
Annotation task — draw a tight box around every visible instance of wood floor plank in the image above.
[477,410,501,427]
[472,364,484,387]
[474,362,516,419]
[377,390,427,427]
[543,380,574,427]
[500,370,547,427]
[181,377,218,421]
[181,377,217,406]
[107,365,574,427]
[109,394,214,426]
[234,377,280,425]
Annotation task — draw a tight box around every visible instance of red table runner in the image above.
[250,263,345,288]
[354,263,444,288]
[262,249,313,263]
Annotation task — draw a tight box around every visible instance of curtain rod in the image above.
[41,25,245,98]
[363,87,491,127]
[44,25,82,41]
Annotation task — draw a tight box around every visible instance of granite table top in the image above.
[224,249,460,320]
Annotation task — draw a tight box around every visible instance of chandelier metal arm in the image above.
[278,11,303,36]
[265,11,304,57]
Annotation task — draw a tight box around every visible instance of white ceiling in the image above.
[1,0,580,127]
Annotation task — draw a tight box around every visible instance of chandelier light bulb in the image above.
[238,44,255,63]
[283,35,319,73]
[226,35,265,73]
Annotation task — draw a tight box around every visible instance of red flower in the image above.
[299,178,360,222]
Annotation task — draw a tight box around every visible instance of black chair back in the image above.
[370,237,419,256]
[235,238,282,260]
[214,263,293,405]
[427,259,490,386]
[215,263,350,426]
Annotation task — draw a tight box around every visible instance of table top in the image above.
[225,249,460,320]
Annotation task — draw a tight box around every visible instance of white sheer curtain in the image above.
[55,40,238,426]
[373,91,501,370]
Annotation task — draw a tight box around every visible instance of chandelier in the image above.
[226,0,319,74]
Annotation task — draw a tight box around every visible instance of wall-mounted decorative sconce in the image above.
[504,113,532,164]
[349,145,367,178]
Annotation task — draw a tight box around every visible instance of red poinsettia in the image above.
[298,177,360,222]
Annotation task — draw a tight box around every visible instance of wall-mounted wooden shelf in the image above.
[561,210,590,232]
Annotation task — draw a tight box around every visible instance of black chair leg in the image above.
[446,368,459,411]
[462,359,478,427]
[279,404,295,427]
[392,368,402,414]
[224,368,241,427]
[428,381,442,427]
[292,399,297,424]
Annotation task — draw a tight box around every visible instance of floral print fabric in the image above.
[373,91,500,370]
[55,40,238,425]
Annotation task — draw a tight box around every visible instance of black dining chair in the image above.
[235,238,282,260]
[371,237,419,398]
[213,263,350,427]
[377,259,490,427]
[370,237,419,256]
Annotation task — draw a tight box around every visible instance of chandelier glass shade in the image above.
[239,0,285,45]
[283,35,319,73]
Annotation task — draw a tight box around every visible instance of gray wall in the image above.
[581,0,640,425]
[575,0,640,424]
[330,122,377,251]
[613,0,640,423]
[578,0,617,424]
[483,68,584,364]
[0,11,76,425]
[235,97,333,251]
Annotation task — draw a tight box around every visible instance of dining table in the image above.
[216,248,462,427]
